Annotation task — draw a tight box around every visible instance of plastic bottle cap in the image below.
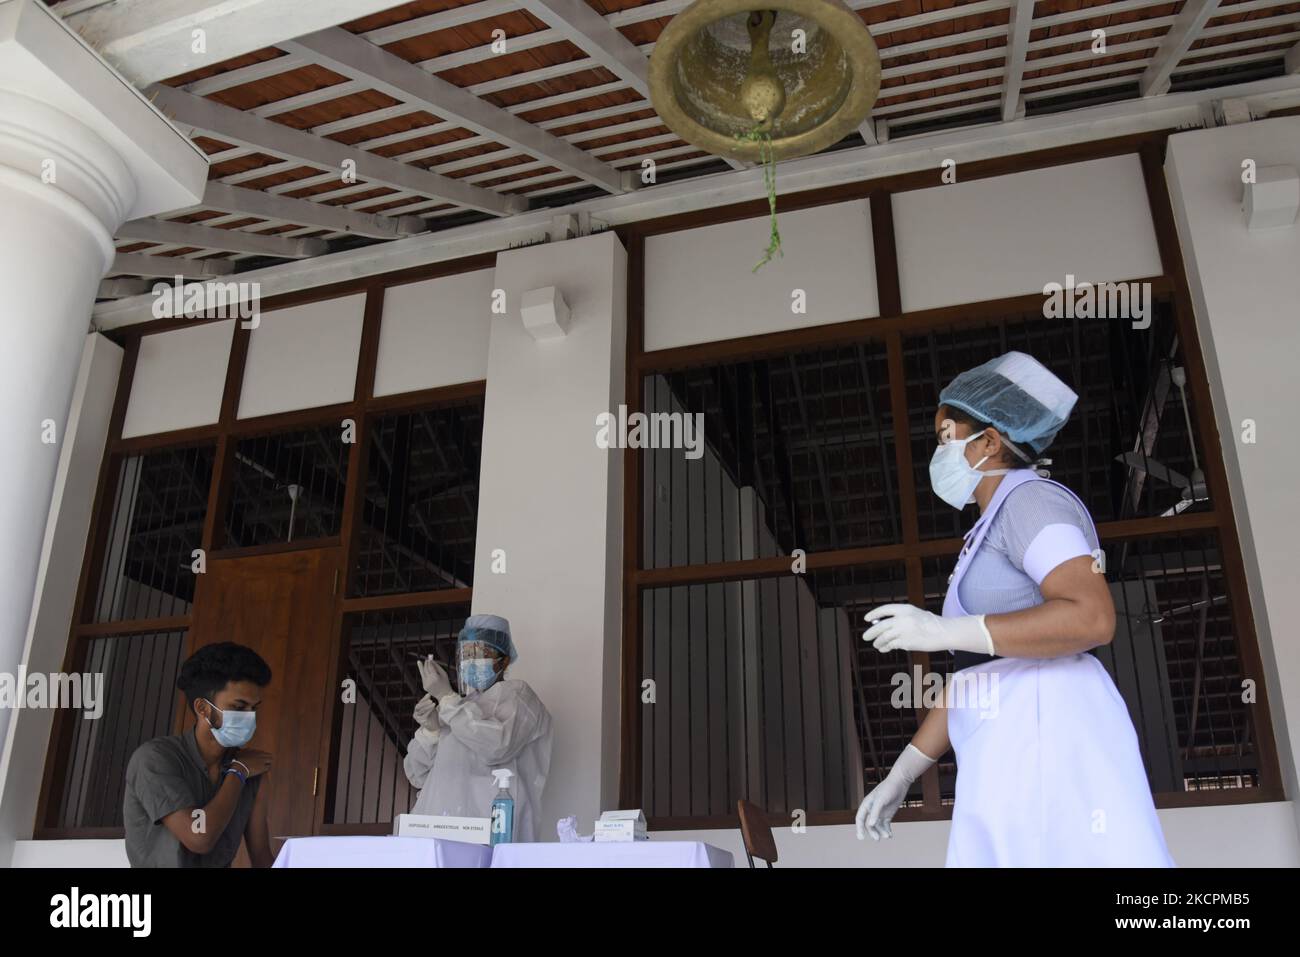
[492,769,513,788]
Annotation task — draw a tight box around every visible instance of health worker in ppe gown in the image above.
[403,615,552,842]
[857,351,1174,867]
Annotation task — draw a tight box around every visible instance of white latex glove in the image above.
[856,744,937,841]
[413,693,438,731]
[863,604,995,655]
[417,655,454,699]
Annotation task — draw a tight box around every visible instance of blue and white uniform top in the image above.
[943,468,1099,671]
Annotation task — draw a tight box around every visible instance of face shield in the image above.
[456,645,505,693]
[455,621,514,694]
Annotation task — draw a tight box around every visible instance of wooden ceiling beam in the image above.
[111,252,236,279]
[285,28,631,194]
[515,0,652,98]
[63,0,417,86]
[1141,0,1224,97]
[116,217,328,259]
[197,182,427,239]
[1002,0,1035,122]
[149,84,524,217]
[98,277,154,300]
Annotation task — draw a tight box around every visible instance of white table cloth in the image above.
[490,841,733,868]
[272,835,493,868]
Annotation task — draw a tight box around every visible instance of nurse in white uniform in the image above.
[856,352,1173,867]
[403,614,553,842]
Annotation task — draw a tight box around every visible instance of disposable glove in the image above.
[413,693,438,731]
[417,655,454,699]
[855,744,937,841]
[863,603,995,655]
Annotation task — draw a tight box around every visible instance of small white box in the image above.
[593,808,648,842]
[520,285,570,340]
[1243,165,1299,231]
[393,814,492,844]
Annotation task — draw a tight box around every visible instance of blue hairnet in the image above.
[939,351,1078,455]
[459,614,517,662]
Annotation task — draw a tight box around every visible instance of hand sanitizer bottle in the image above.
[489,769,515,846]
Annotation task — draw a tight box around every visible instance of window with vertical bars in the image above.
[903,300,1210,540]
[636,303,1266,823]
[642,343,898,569]
[52,630,186,829]
[351,399,484,596]
[93,445,214,623]
[224,424,350,547]
[329,605,469,826]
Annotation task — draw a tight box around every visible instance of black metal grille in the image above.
[330,605,469,825]
[642,342,898,569]
[641,564,916,819]
[225,424,350,547]
[56,631,186,828]
[1102,529,1258,793]
[352,400,484,596]
[93,446,214,623]
[637,298,1259,820]
[904,303,1210,539]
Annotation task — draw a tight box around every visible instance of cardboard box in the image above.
[593,808,648,842]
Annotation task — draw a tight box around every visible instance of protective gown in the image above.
[403,678,553,842]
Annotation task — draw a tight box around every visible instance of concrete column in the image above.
[0,334,122,866]
[472,231,627,836]
[0,0,207,856]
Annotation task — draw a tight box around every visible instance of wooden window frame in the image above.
[35,254,493,839]
[616,131,1284,831]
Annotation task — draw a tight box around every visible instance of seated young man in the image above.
[123,642,274,867]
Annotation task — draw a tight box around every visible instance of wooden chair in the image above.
[736,799,778,868]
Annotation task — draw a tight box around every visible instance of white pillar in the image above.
[0,0,207,833]
[0,334,122,866]
[473,232,627,836]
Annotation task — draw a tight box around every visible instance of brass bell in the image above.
[649,0,882,164]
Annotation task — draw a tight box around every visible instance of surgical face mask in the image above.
[459,658,499,693]
[202,699,256,748]
[929,431,1012,510]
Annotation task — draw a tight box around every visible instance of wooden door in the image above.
[185,546,340,849]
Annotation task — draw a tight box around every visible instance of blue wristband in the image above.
[222,766,247,785]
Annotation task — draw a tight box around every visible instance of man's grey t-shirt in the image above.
[123,729,260,867]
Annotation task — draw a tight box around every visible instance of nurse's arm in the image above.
[910,695,951,760]
[984,554,1116,656]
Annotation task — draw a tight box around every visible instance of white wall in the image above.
[237,294,365,419]
[470,231,627,832]
[11,839,128,868]
[644,200,879,351]
[374,269,494,396]
[0,334,121,867]
[893,153,1163,311]
[16,801,1296,868]
[656,801,1300,867]
[1165,115,1300,840]
[121,320,233,438]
